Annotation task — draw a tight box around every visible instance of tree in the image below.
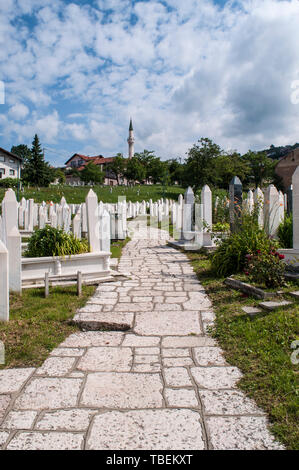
[22,135,54,186]
[166,159,185,185]
[184,137,222,190]
[212,152,250,188]
[80,162,104,185]
[109,153,125,184]
[11,144,31,165]
[125,157,146,184]
[242,150,276,188]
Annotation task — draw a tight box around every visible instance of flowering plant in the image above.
[245,248,285,288]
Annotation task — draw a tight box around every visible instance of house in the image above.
[275,147,299,190]
[64,154,120,186]
[0,147,22,180]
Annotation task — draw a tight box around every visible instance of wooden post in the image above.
[45,272,49,298]
[77,271,82,297]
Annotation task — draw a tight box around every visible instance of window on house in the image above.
[0,168,5,178]
[9,159,15,163]
[10,169,15,176]
[0,156,4,162]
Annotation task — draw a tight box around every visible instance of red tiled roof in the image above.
[65,153,115,166]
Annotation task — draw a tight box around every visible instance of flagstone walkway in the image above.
[0,223,283,450]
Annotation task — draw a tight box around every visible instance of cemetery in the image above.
[0,177,298,450]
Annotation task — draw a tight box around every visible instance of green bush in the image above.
[278,214,293,248]
[211,215,278,277]
[245,249,285,288]
[0,178,20,188]
[24,226,89,258]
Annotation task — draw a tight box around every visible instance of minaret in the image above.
[127,118,135,159]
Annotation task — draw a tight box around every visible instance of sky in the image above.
[1,0,299,167]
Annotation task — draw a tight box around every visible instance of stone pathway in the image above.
[0,224,284,450]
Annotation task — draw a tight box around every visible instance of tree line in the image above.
[8,134,282,190]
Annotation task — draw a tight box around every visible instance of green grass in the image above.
[110,237,131,259]
[0,285,96,369]
[0,185,184,205]
[187,251,299,450]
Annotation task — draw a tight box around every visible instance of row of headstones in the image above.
[172,180,291,247]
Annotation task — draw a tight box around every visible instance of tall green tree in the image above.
[184,137,222,190]
[242,150,276,188]
[109,153,126,184]
[11,144,31,165]
[213,152,250,188]
[22,135,54,186]
[80,162,104,185]
[125,157,146,184]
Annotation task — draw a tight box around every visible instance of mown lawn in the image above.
[0,184,184,205]
[110,237,131,259]
[0,285,96,370]
[187,252,299,450]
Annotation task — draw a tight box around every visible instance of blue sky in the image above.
[1,0,299,167]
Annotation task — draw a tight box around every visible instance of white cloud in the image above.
[9,103,29,119]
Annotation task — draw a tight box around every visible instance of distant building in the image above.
[0,147,22,180]
[275,147,299,190]
[64,119,135,185]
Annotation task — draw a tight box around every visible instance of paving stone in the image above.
[36,357,76,377]
[86,410,205,450]
[0,431,9,448]
[259,301,292,311]
[132,364,161,373]
[122,335,160,347]
[191,367,242,389]
[96,285,116,292]
[81,373,163,409]
[194,347,227,366]
[135,347,160,355]
[135,311,202,336]
[199,390,265,416]
[154,303,182,311]
[206,416,284,450]
[201,311,216,323]
[132,296,152,302]
[0,368,35,394]
[78,304,103,313]
[60,331,124,348]
[72,312,134,330]
[77,347,132,372]
[162,348,190,357]
[7,431,84,450]
[14,378,82,410]
[165,297,187,303]
[114,302,154,312]
[163,357,194,367]
[2,410,37,430]
[134,355,160,364]
[36,409,96,431]
[50,348,85,357]
[165,388,198,408]
[162,336,216,348]
[241,306,262,316]
[163,367,193,387]
[0,395,11,421]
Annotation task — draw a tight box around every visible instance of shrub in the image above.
[245,250,285,288]
[278,214,293,248]
[211,215,278,277]
[24,226,89,258]
[0,178,20,188]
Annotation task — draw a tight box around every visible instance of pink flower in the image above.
[279,254,285,260]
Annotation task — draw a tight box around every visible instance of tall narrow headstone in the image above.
[1,189,18,244]
[99,209,111,253]
[229,176,243,232]
[287,185,293,215]
[0,241,9,322]
[264,185,280,237]
[86,189,101,252]
[7,226,22,293]
[201,185,212,246]
[254,187,264,228]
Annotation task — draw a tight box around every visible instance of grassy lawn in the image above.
[110,237,131,259]
[0,184,184,205]
[187,251,299,450]
[0,285,96,370]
